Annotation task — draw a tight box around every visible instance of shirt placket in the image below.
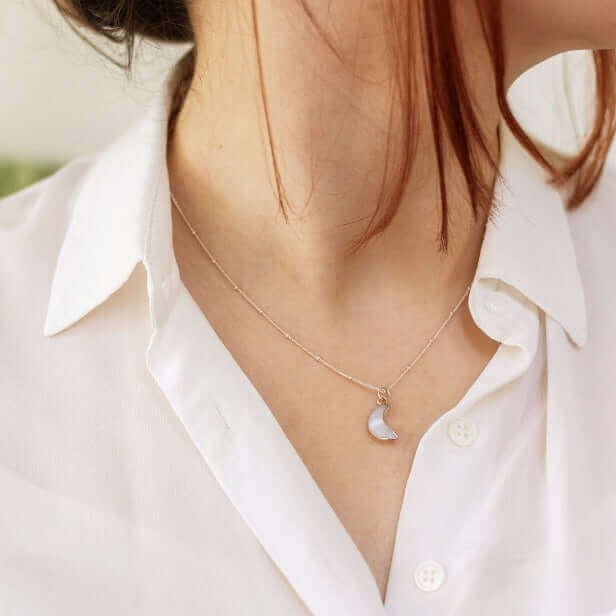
[383,278,541,615]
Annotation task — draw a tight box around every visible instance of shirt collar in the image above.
[473,120,587,347]
[43,63,179,338]
[43,66,587,348]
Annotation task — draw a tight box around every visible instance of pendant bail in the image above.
[376,386,390,406]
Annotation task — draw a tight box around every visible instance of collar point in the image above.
[43,310,73,338]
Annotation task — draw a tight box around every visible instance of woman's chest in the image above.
[4,266,616,614]
[199,289,504,600]
[3,327,616,616]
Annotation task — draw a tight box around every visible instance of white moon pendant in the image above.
[368,404,399,440]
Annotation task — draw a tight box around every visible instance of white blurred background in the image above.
[0,0,614,165]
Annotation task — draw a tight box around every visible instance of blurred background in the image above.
[1,0,615,198]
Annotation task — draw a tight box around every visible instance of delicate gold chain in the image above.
[170,191,471,400]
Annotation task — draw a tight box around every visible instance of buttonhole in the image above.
[214,403,231,430]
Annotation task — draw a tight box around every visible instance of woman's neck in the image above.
[167,0,503,314]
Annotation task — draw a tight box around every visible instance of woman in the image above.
[1,0,615,613]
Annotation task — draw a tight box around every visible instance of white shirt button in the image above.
[447,417,477,447]
[484,293,509,314]
[414,560,445,592]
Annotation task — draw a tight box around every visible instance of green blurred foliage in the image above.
[0,159,61,199]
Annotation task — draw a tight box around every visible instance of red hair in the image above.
[56,0,616,254]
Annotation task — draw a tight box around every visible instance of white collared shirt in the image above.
[1,64,616,616]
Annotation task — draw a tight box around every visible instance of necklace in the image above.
[170,191,471,442]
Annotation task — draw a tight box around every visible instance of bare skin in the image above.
[170,203,499,600]
[166,0,616,602]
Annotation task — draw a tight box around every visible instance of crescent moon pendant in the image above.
[368,403,399,440]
